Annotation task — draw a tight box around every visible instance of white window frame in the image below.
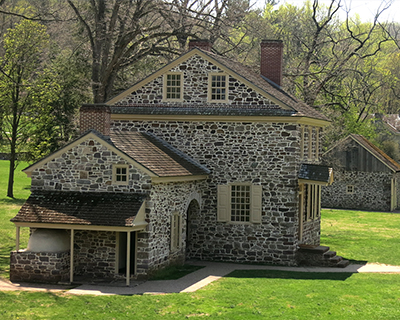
[163,73,183,102]
[346,185,354,194]
[113,164,129,185]
[208,73,228,102]
[170,211,182,252]
[217,183,262,224]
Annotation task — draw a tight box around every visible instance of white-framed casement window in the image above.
[170,212,182,252]
[208,73,228,102]
[299,183,321,221]
[217,183,262,223]
[113,164,129,185]
[346,185,354,194]
[163,73,183,101]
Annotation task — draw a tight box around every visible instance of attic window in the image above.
[209,74,228,102]
[113,165,129,185]
[164,73,182,101]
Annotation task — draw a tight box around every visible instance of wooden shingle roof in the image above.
[110,130,210,177]
[11,191,146,227]
[298,164,333,185]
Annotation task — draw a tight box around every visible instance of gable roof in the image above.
[106,48,329,122]
[23,129,209,181]
[325,134,400,172]
[11,191,146,228]
[110,130,210,177]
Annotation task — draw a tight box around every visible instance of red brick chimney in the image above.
[188,39,212,52]
[79,104,111,136]
[260,40,284,87]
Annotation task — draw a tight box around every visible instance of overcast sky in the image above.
[254,0,399,23]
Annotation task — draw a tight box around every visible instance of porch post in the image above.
[16,226,20,252]
[70,229,74,283]
[126,231,131,286]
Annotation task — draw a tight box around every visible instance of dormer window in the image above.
[164,73,182,101]
[209,73,228,102]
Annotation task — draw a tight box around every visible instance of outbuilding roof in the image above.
[11,191,146,227]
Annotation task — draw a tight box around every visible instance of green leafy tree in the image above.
[0,20,60,198]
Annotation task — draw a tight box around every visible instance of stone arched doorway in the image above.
[186,199,200,259]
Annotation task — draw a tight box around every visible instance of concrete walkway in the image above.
[2,260,400,296]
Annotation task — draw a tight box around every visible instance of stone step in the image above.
[323,250,337,259]
[298,245,330,254]
[337,259,350,268]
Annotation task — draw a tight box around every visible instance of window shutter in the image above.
[251,185,262,223]
[217,184,230,222]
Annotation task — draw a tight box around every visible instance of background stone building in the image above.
[321,134,400,212]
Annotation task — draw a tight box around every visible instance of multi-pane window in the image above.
[113,165,129,185]
[217,184,262,224]
[165,74,182,100]
[299,183,321,222]
[231,185,251,222]
[210,74,227,101]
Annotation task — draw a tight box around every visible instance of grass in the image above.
[0,160,31,278]
[320,208,400,265]
[0,272,399,319]
[1,159,400,319]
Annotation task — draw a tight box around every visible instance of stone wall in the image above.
[112,119,312,266]
[30,138,152,194]
[137,181,205,277]
[74,230,117,278]
[10,251,70,283]
[301,219,320,246]
[115,54,276,107]
[322,170,393,211]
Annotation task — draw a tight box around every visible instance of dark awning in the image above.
[298,163,333,185]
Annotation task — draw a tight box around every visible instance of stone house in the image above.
[321,134,400,211]
[10,40,338,285]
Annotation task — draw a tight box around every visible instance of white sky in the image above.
[253,0,400,23]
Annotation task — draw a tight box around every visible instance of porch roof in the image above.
[11,191,146,227]
[298,163,333,185]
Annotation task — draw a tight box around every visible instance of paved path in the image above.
[2,261,400,296]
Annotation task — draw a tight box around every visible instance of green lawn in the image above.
[1,159,400,319]
[0,160,31,278]
[320,208,400,265]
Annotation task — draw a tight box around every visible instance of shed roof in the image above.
[298,164,333,185]
[11,191,146,227]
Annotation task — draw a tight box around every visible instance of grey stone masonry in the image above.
[73,230,117,278]
[115,54,276,107]
[111,119,323,266]
[322,170,393,211]
[137,180,206,277]
[30,138,152,194]
[10,251,70,283]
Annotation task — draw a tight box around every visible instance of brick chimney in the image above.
[79,104,111,136]
[188,39,212,52]
[260,40,284,87]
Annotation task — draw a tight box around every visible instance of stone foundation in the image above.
[10,251,70,283]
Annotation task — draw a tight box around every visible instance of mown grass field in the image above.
[1,160,400,319]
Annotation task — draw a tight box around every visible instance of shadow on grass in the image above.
[0,197,27,206]
[226,270,354,281]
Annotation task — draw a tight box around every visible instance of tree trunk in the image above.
[7,143,16,198]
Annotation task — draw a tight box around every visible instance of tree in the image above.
[0,20,60,198]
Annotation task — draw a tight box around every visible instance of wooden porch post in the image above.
[16,226,20,252]
[126,231,131,286]
[70,229,74,283]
